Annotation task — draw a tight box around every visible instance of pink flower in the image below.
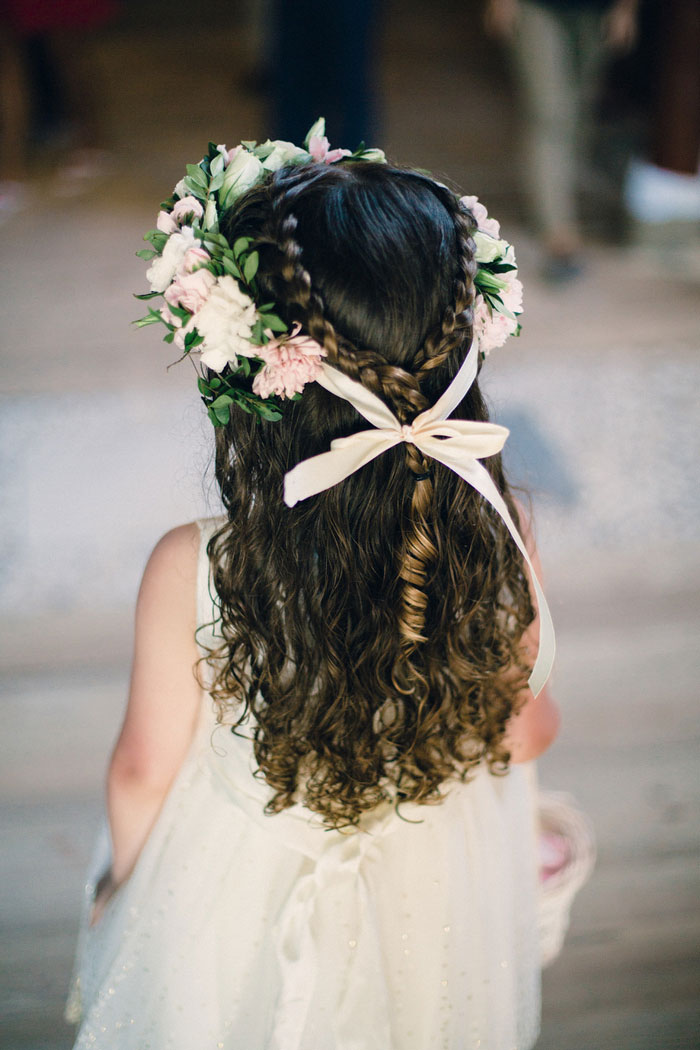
[460,195,501,239]
[171,195,204,224]
[157,209,177,234]
[164,267,216,315]
[308,134,351,165]
[182,245,211,273]
[473,294,518,355]
[160,304,194,350]
[252,324,326,399]
[500,272,523,316]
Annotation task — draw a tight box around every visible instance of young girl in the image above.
[67,122,560,1050]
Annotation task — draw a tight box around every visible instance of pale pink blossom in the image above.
[473,294,518,356]
[164,267,216,315]
[171,195,204,224]
[160,304,195,350]
[500,272,523,316]
[216,144,229,165]
[182,245,211,273]
[308,134,351,164]
[253,325,326,399]
[460,194,501,238]
[156,209,177,234]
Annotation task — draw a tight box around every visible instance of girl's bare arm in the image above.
[105,523,202,888]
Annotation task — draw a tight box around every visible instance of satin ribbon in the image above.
[270,820,395,1050]
[284,343,555,696]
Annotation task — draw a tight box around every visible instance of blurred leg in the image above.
[511,1,579,253]
[0,29,30,181]
[570,9,606,180]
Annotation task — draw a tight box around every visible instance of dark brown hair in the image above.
[205,161,534,827]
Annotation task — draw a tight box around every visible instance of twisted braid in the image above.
[395,194,478,654]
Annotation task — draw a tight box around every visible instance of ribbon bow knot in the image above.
[283,344,554,695]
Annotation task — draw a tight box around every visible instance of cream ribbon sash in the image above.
[284,344,555,695]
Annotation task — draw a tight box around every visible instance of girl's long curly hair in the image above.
[205,161,534,828]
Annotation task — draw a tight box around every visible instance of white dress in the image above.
[66,518,542,1050]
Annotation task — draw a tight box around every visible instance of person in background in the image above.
[485,0,640,281]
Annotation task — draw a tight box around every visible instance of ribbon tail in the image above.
[284,432,399,507]
[429,450,555,695]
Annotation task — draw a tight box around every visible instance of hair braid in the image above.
[395,198,478,655]
[270,196,430,422]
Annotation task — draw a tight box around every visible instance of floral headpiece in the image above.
[136,119,522,427]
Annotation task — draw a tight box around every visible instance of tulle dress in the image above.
[66,517,543,1050]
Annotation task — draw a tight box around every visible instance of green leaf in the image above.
[202,231,229,250]
[260,312,287,332]
[133,290,161,300]
[144,230,168,251]
[221,255,242,279]
[489,261,517,274]
[258,402,283,421]
[136,249,158,261]
[167,303,193,322]
[209,171,224,193]
[134,312,163,328]
[186,163,208,186]
[210,153,225,177]
[185,331,204,350]
[207,404,227,427]
[233,236,253,257]
[250,319,265,344]
[183,177,207,200]
[163,331,175,344]
[243,252,259,283]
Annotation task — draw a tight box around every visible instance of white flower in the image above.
[460,195,501,238]
[194,275,258,372]
[220,147,265,210]
[173,178,188,199]
[473,230,510,264]
[146,227,198,292]
[216,144,229,165]
[358,147,386,163]
[260,139,310,171]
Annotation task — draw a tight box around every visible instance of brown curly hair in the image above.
[204,161,534,828]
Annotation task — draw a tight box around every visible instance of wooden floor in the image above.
[1,2,699,1046]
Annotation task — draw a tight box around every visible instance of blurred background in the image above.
[1,0,699,1047]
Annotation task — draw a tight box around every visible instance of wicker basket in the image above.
[537,791,596,967]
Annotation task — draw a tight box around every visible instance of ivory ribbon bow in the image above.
[284,343,555,695]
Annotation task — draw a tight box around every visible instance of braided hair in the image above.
[205,162,534,827]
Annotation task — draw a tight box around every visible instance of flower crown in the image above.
[136,118,522,427]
